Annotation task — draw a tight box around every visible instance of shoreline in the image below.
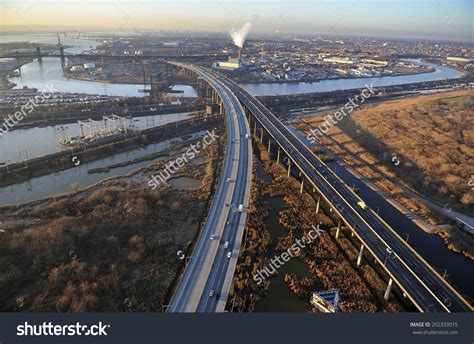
[62,65,439,86]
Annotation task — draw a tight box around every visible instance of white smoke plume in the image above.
[230,22,252,48]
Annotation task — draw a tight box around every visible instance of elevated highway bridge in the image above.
[168,62,472,313]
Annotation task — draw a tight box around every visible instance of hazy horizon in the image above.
[1,0,472,42]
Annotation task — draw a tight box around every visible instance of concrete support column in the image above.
[287,160,292,177]
[315,196,320,214]
[219,101,224,115]
[384,278,393,301]
[253,121,257,136]
[260,128,264,143]
[276,146,280,164]
[357,244,364,266]
[59,46,65,68]
[267,139,271,153]
[36,47,42,62]
[300,178,304,194]
[335,220,341,239]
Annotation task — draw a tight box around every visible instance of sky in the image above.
[1,0,473,41]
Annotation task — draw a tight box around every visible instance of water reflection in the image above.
[0,130,207,206]
[241,60,463,96]
[0,112,192,164]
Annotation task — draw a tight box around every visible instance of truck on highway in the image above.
[357,201,367,209]
[224,241,229,249]
[238,204,243,213]
[245,133,250,140]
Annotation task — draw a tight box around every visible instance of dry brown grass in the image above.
[338,90,473,213]
[300,90,474,216]
[0,136,223,312]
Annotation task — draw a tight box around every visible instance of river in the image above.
[2,35,197,97]
[2,36,463,98]
[0,130,208,206]
[2,35,471,308]
[241,60,462,96]
[0,111,192,165]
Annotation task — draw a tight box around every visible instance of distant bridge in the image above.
[0,50,227,61]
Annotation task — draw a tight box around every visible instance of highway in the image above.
[208,71,472,313]
[167,62,471,313]
[167,64,252,312]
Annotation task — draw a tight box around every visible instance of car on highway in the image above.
[227,252,232,259]
[210,234,215,240]
[227,178,231,183]
[209,290,214,297]
[357,201,367,209]
[238,204,243,213]
[224,241,229,249]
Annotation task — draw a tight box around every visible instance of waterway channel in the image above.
[1,34,470,308]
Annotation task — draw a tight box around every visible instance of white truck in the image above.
[224,241,229,249]
[238,204,243,213]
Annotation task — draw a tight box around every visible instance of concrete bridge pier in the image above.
[260,128,264,143]
[276,146,280,164]
[253,121,257,136]
[357,244,365,266]
[287,160,292,177]
[206,85,212,98]
[197,78,207,98]
[59,46,65,68]
[384,278,393,301]
[267,139,271,153]
[36,47,42,62]
[315,196,321,214]
[300,178,305,194]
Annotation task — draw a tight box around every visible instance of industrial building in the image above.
[212,58,242,72]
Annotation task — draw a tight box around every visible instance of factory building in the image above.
[212,58,242,72]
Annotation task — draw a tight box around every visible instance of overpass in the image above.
[166,63,252,312]
[169,63,472,313]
